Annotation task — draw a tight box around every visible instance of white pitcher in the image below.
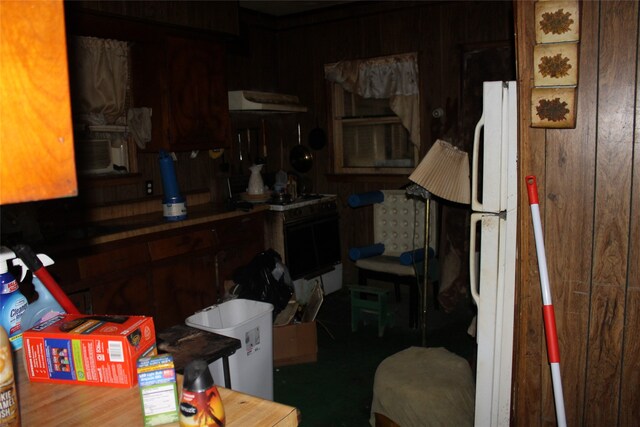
[247,164,265,195]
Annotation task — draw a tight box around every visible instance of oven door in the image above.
[284,213,341,280]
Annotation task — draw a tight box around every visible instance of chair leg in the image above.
[358,268,367,286]
[351,291,359,332]
[394,283,402,302]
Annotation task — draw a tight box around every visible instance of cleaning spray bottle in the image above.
[13,253,64,332]
[0,246,27,351]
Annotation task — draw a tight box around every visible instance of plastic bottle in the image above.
[0,247,27,351]
[179,359,225,427]
[0,325,20,426]
[12,253,64,332]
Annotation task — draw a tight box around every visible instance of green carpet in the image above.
[273,287,476,426]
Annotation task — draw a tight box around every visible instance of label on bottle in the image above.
[0,377,19,426]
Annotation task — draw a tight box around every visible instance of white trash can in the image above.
[186,299,274,400]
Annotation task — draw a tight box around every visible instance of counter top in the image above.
[14,348,299,426]
[45,203,270,249]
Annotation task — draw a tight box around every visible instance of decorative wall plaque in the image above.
[531,87,576,129]
[534,42,578,87]
[532,1,579,129]
[535,1,580,44]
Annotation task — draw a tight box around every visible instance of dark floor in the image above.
[273,284,476,427]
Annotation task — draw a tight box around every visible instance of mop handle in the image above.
[526,175,567,427]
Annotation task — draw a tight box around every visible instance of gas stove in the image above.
[268,194,337,222]
[268,194,333,210]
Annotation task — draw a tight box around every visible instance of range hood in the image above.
[228,90,307,113]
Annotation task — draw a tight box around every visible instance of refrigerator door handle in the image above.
[469,212,481,306]
[471,112,484,212]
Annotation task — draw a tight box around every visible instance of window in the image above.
[325,52,420,175]
[331,84,417,174]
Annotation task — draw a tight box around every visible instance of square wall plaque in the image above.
[534,42,579,87]
[535,1,580,44]
[531,87,576,129]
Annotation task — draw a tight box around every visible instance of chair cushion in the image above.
[374,190,425,256]
[370,346,475,427]
[356,255,418,277]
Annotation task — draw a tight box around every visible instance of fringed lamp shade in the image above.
[408,139,470,204]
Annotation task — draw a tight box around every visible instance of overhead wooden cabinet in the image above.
[0,0,77,204]
[132,35,231,152]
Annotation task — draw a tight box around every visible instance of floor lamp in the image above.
[406,139,470,346]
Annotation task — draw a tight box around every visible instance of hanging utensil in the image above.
[308,117,326,150]
[246,128,252,164]
[289,123,313,173]
[261,119,268,158]
[237,133,243,161]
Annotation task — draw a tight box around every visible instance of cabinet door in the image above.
[151,251,216,330]
[212,213,266,297]
[0,0,77,204]
[90,271,154,318]
[166,36,231,150]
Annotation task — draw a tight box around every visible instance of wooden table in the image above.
[14,349,299,426]
[156,324,242,388]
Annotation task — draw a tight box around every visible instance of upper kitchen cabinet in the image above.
[132,35,232,152]
[0,0,77,205]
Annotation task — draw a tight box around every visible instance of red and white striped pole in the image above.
[526,175,567,427]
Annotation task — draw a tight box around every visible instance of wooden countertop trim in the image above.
[48,204,269,250]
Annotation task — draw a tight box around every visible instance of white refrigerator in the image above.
[469,81,518,426]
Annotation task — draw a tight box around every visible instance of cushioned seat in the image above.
[370,346,475,427]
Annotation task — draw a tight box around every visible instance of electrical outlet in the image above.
[145,180,153,195]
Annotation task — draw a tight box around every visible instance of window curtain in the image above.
[69,36,129,125]
[324,52,420,149]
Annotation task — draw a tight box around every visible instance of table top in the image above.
[156,324,241,374]
[14,348,299,427]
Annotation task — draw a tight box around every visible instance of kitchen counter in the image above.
[45,203,270,249]
[14,348,299,426]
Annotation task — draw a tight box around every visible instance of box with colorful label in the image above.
[22,314,157,388]
[137,354,179,426]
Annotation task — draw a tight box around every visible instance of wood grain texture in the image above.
[514,1,546,424]
[542,0,599,423]
[620,13,640,422]
[516,1,640,425]
[585,2,637,425]
[0,0,77,204]
[14,348,298,427]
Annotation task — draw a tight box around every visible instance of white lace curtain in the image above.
[324,52,420,149]
[69,36,129,125]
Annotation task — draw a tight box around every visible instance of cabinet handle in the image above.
[211,228,219,245]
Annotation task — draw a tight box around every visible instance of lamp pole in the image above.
[421,198,430,347]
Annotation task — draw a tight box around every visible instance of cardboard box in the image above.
[23,314,157,388]
[137,354,179,426]
[273,320,317,367]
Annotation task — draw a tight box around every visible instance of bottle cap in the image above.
[182,359,214,392]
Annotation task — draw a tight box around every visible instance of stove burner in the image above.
[271,193,324,206]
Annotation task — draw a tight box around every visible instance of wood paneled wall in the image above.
[515,1,640,425]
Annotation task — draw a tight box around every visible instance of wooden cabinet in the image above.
[90,272,154,318]
[50,211,266,328]
[0,0,77,205]
[132,35,231,152]
[151,251,216,330]
[148,226,218,330]
[212,214,266,296]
